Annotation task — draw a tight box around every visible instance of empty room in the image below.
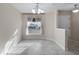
[0,3,79,55]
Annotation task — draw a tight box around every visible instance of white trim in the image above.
[46,37,65,51]
[53,39,65,50]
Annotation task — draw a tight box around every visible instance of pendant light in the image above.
[32,3,44,14]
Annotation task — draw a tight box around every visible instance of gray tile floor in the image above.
[7,39,74,55]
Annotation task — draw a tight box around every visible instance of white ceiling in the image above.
[10,3,79,13]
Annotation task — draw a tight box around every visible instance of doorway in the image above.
[57,15,71,50]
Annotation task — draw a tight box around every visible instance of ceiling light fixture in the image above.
[72,4,79,13]
[32,3,44,14]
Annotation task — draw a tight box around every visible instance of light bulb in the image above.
[38,9,44,14]
[32,9,36,14]
[72,9,79,13]
[32,8,44,14]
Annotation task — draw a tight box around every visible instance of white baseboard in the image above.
[53,39,65,50]
[46,37,65,51]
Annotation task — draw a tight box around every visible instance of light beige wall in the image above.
[22,14,45,40]
[0,4,22,53]
[55,28,65,50]
[69,12,79,50]
[71,12,79,41]
[44,11,57,41]
[44,11,67,50]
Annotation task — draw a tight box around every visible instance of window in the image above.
[26,17,42,35]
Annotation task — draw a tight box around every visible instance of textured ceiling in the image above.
[10,3,79,13]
